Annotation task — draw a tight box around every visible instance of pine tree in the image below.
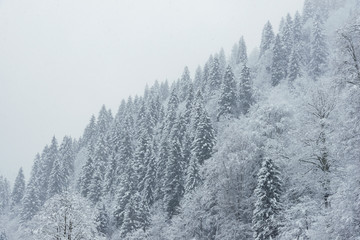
[58,136,74,189]
[119,192,150,237]
[218,48,227,76]
[302,0,314,24]
[82,115,97,147]
[309,14,328,80]
[47,156,64,198]
[179,66,192,102]
[252,158,282,240]
[281,14,294,72]
[140,143,156,206]
[88,165,103,204]
[163,121,185,218]
[113,164,138,228]
[192,109,215,165]
[78,154,94,198]
[209,57,222,93]
[217,66,237,121]
[185,155,202,193]
[288,48,302,82]
[21,183,41,221]
[194,66,203,91]
[259,21,275,58]
[239,64,253,114]
[271,34,287,86]
[96,204,110,237]
[237,36,248,65]
[0,177,10,215]
[11,168,25,207]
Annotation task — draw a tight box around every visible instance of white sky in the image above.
[0,0,304,184]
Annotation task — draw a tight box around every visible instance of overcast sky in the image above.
[0,0,304,184]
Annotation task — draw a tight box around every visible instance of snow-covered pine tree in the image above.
[96,204,110,237]
[21,183,41,221]
[163,120,185,218]
[119,192,150,237]
[218,48,227,76]
[11,167,25,207]
[237,36,248,65]
[185,154,202,193]
[179,66,192,102]
[0,176,10,215]
[302,0,314,24]
[82,114,97,147]
[194,66,203,91]
[259,21,275,58]
[78,154,94,198]
[281,14,294,78]
[271,34,287,86]
[288,48,302,82]
[47,156,64,199]
[239,64,253,115]
[58,136,74,190]
[217,65,237,121]
[192,108,215,165]
[252,158,282,240]
[309,14,328,80]
[208,56,222,94]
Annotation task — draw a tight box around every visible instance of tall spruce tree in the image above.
[239,64,253,115]
[252,158,282,240]
[11,168,25,207]
[237,36,248,65]
[209,57,222,93]
[217,66,237,121]
[163,120,185,218]
[192,109,215,165]
[271,34,287,86]
[309,14,328,80]
[259,21,275,58]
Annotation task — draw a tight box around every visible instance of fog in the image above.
[0,0,304,183]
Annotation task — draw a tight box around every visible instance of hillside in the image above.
[1,0,360,239]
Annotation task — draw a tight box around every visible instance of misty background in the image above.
[0,0,304,183]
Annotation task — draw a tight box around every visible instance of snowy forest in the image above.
[1,0,360,239]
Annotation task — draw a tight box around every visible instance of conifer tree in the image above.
[259,21,275,58]
[218,48,227,76]
[217,66,237,121]
[239,64,253,114]
[0,177,10,215]
[281,14,294,72]
[302,0,314,24]
[119,192,150,237]
[309,14,328,80]
[271,34,287,86]
[252,158,282,240]
[82,115,97,147]
[47,156,64,198]
[11,168,25,207]
[288,48,302,82]
[209,57,222,93]
[163,121,185,218]
[194,66,203,91]
[58,136,74,189]
[21,183,41,221]
[192,109,215,165]
[96,204,110,237]
[237,36,248,65]
[78,154,94,198]
[185,155,202,193]
[113,164,138,228]
[88,164,103,204]
[179,66,192,102]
